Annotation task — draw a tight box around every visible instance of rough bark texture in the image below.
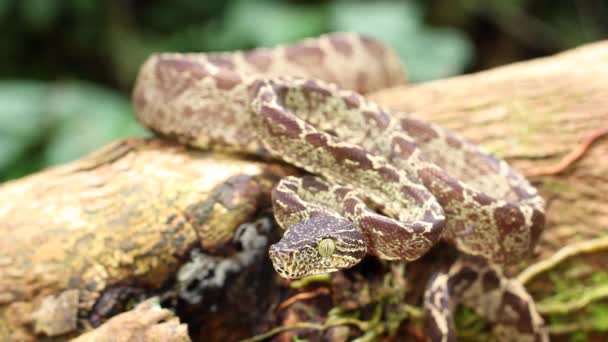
[369,41,608,260]
[0,138,293,340]
[0,40,607,341]
[72,298,190,342]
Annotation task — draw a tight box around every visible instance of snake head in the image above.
[269,213,367,279]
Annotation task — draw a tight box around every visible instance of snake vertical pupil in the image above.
[318,238,336,257]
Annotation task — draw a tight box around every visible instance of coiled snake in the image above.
[133,33,548,341]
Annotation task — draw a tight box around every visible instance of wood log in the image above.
[72,297,190,342]
[0,138,293,340]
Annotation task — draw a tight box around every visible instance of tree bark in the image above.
[0,138,293,340]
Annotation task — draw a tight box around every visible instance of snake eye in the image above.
[317,238,336,257]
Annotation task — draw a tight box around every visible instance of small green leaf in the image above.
[591,303,608,331]
[569,331,588,342]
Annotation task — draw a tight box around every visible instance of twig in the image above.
[517,236,608,284]
[526,127,608,177]
[239,317,369,342]
[397,304,424,320]
[537,283,608,314]
[242,302,424,342]
[239,322,323,342]
[548,321,595,335]
[276,287,330,313]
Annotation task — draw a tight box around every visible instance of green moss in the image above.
[454,307,491,342]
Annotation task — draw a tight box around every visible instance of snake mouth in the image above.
[269,244,359,279]
[270,252,338,279]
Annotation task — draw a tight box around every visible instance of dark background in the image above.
[1,0,606,181]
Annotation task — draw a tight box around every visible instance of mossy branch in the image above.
[517,236,608,284]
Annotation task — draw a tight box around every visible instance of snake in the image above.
[132,33,548,341]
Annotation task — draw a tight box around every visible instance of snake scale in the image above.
[133,33,548,341]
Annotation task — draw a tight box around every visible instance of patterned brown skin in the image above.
[269,176,443,278]
[249,78,545,266]
[424,256,548,342]
[254,81,446,273]
[132,33,546,341]
[133,32,406,155]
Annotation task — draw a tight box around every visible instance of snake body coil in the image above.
[133,33,548,341]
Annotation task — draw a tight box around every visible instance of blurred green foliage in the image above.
[0,0,607,182]
[0,80,146,180]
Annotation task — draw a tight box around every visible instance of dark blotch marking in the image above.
[482,270,501,292]
[401,118,439,143]
[418,167,464,204]
[493,204,526,236]
[215,68,242,90]
[472,192,494,206]
[301,176,330,192]
[328,34,353,57]
[500,291,534,333]
[207,54,235,70]
[447,265,477,297]
[446,134,463,149]
[331,145,373,169]
[334,187,353,201]
[355,72,369,94]
[302,79,333,97]
[280,179,299,192]
[155,57,210,97]
[272,187,307,213]
[244,49,273,72]
[157,56,205,74]
[343,93,361,109]
[529,209,545,249]
[363,110,390,129]
[256,87,276,103]
[259,105,302,138]
[305,132,329,147]
[427,219,446,242]
[391,135,416,160]
[464,149,500,177]
[359,215,416,250]
[401,185,431,205]
[133,91,147,113]
[377,166,400,183]
[285,44,325,66]
[359,35,386,59]
[342,196,360,216]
